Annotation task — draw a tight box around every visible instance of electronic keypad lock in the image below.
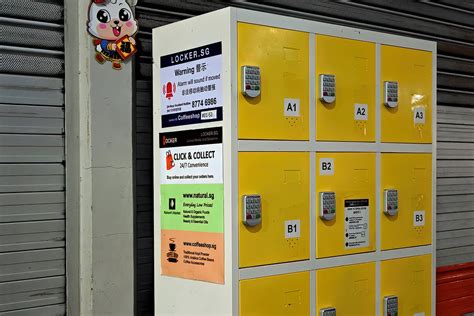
[242,194,262,226]
[319,192,336,221]
[320,307,336,316]
[384,81,398,108]
[384,296,398,316]
[241,65,261,98]
[319,74,336,104]
[384,189,398,216]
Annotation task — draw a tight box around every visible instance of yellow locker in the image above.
[381,154,432,250]
[381,45,432,143]
[239,152,310,267]
[381,255,432,316]
[316,153,376,258]
[317,262,376,315]
[240,272,310,315]
[238,23,309,140]
[316,35,376,142]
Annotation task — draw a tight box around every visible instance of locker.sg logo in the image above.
[162,135,177,147]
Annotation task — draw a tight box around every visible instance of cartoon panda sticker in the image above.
[87,0,138,70]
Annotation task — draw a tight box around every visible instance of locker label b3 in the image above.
[413,210,425,227]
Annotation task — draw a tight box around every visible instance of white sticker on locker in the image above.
[319,158,334,175]
[284,98,300,117]
[201,109,218,120]
[354,103,368,121]
[414,107,426,124]
[414,210,425,227]
[344,199,369,249]
[285,220,301,238]
[414,313,425,316]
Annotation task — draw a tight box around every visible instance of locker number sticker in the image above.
[414,107,426,124]
[414,210,425,227]
[284,98,300,117]
[319,158,334,175]
[285,220,301,238]
[354,103,368,121]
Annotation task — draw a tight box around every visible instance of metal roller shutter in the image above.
[0,0,66,315]
[135,8,177,315]
[135,0,474,313]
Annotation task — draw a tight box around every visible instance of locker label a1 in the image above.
[284,98,300,117]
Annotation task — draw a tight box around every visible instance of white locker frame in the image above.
[153,7,437,315]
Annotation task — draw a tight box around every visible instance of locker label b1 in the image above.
[285,220,301,238]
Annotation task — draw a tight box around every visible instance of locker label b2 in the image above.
[319,158,334,175]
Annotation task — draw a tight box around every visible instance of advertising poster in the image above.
[159,127,224,284]
[160,42,223,127]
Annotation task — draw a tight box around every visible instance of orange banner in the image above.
[161,229,224,284]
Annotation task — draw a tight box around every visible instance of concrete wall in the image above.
[65,0,135,314]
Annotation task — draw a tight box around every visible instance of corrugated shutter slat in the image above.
[0,0,65,314]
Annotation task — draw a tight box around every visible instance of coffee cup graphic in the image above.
[167,238,178,263]
[169,243,176,251]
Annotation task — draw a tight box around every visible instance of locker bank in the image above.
[4,1,474,315]
[153,8,436,315]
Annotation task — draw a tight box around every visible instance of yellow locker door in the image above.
[240,272,310,316]
[381,153,432,250]
[316,153,376,258]
[239,152,310,267]
[381,45,432,143]
[316,35,376,142]
[238,23,309,140]
[381,255,432,316]
[317,262,376,316]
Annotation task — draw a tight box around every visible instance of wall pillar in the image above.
[65,0,135,314]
